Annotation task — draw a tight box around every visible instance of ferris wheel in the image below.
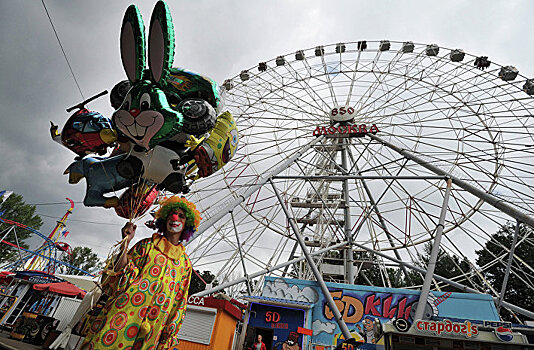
[183,40,534,319]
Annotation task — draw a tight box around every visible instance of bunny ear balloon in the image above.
[120,5,146,83]
[113,1,182,151]
[51,0,239,219]
[148,1,175,85]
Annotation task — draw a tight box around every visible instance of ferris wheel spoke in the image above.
[345,49,363,106]
[284,61,331,112]
[354,49,407,112]
[356,53,457,118]
[260,66,328,117]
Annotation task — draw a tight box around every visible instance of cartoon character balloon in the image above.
[52,0,239,214]
[193,111,238,178]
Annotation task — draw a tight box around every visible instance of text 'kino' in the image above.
[313,124,379,137]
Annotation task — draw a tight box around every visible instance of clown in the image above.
[81,196,200,350]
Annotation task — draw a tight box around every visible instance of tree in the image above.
[0,193,43,263]
[412,242,473,292]
[188,270,219,295]
[288,249,405,288]
[61,246,102,275]
[475,222,534,322]
[352,251,402,288]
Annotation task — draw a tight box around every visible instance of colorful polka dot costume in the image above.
[81,233,192,350]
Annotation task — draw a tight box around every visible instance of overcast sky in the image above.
[1,0,534,261]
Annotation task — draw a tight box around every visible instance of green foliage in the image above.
[352,251,398,287]
[188,270,219,295]
[0,193,43,263]
[289,249,410,288]
[475,222,534,322]
[61,246,102,275]
[413,242,472,292]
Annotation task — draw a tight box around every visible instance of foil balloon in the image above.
[112,2,182,150]
[51,108,117,157]
[194,111,239,178]
[64,155,133,208]
[115,183,159,219]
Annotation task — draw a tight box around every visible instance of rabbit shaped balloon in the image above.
[112,2,182,150]
[54,1,238,214]
[112,1,230,193]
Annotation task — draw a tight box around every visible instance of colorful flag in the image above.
[61,228,69,238]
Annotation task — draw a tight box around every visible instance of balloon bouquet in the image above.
[50,0,238,222]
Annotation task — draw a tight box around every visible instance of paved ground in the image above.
[0,331,42,350]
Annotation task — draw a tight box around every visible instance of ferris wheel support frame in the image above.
[497,221,520,311]
[341,139,355,285]
[271,178,352,339]
[193,241,349,297]
[414,179,452,320]
[231,210,252,295]
[367,133,534,228]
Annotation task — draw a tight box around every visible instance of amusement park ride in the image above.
[0,198,91,275]
[183,40,534,329]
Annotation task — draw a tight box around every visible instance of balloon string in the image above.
[96,160,120,207]
[120,147,147,223]
[129,150,151,221]
[131,149,158,222]
[99,235,128,290]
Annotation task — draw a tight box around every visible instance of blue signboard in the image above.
[248,302,306,349]
[262,277,500,349]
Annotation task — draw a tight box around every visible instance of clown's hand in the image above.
[121,222,136,244]
[49,326,72,349]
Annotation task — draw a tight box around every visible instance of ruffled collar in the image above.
[152,233,185,258]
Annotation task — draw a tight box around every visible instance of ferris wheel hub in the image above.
[329,105,356,122]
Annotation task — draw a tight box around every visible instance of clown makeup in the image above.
[166,209,186,234]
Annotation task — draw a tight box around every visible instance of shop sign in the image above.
[483,321,513,342]
[324,290,413,324]
[483,320,512,329]
[265,311,281,323]
[415,319,478,338]
[297,326,313,336]
[187,296,205,306]
[313,124,379,138]
[265,310,288,329]
[271,323,289,329]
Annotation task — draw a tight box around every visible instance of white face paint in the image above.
[168,221,183,233]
